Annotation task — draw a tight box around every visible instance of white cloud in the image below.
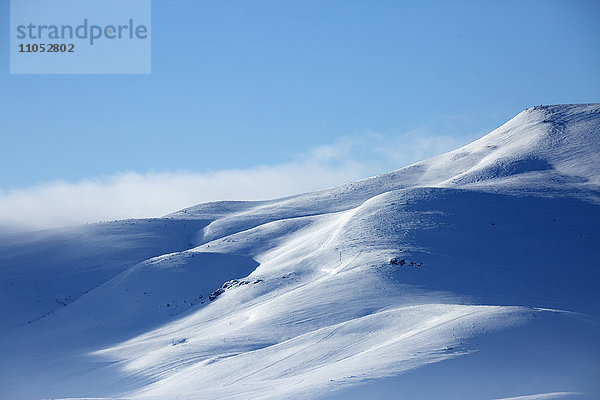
[0,126,477,231]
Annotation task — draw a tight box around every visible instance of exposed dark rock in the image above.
[209,288,225,301]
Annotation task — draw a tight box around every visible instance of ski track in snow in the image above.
[494,392,583,400]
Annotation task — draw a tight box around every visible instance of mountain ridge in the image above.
[1,104,599,400]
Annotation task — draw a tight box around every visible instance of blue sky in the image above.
[1,0,599,229]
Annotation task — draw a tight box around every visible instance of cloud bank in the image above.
[0,129,477,231]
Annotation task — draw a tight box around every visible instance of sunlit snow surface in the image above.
[1,105,599,399]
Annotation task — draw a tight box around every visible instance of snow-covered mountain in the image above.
[1,104,599,400]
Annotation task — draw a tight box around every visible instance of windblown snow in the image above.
[1,104,599,399]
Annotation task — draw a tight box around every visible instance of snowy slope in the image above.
[1,104,599,400]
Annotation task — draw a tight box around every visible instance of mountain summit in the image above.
[1,104,599,400]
